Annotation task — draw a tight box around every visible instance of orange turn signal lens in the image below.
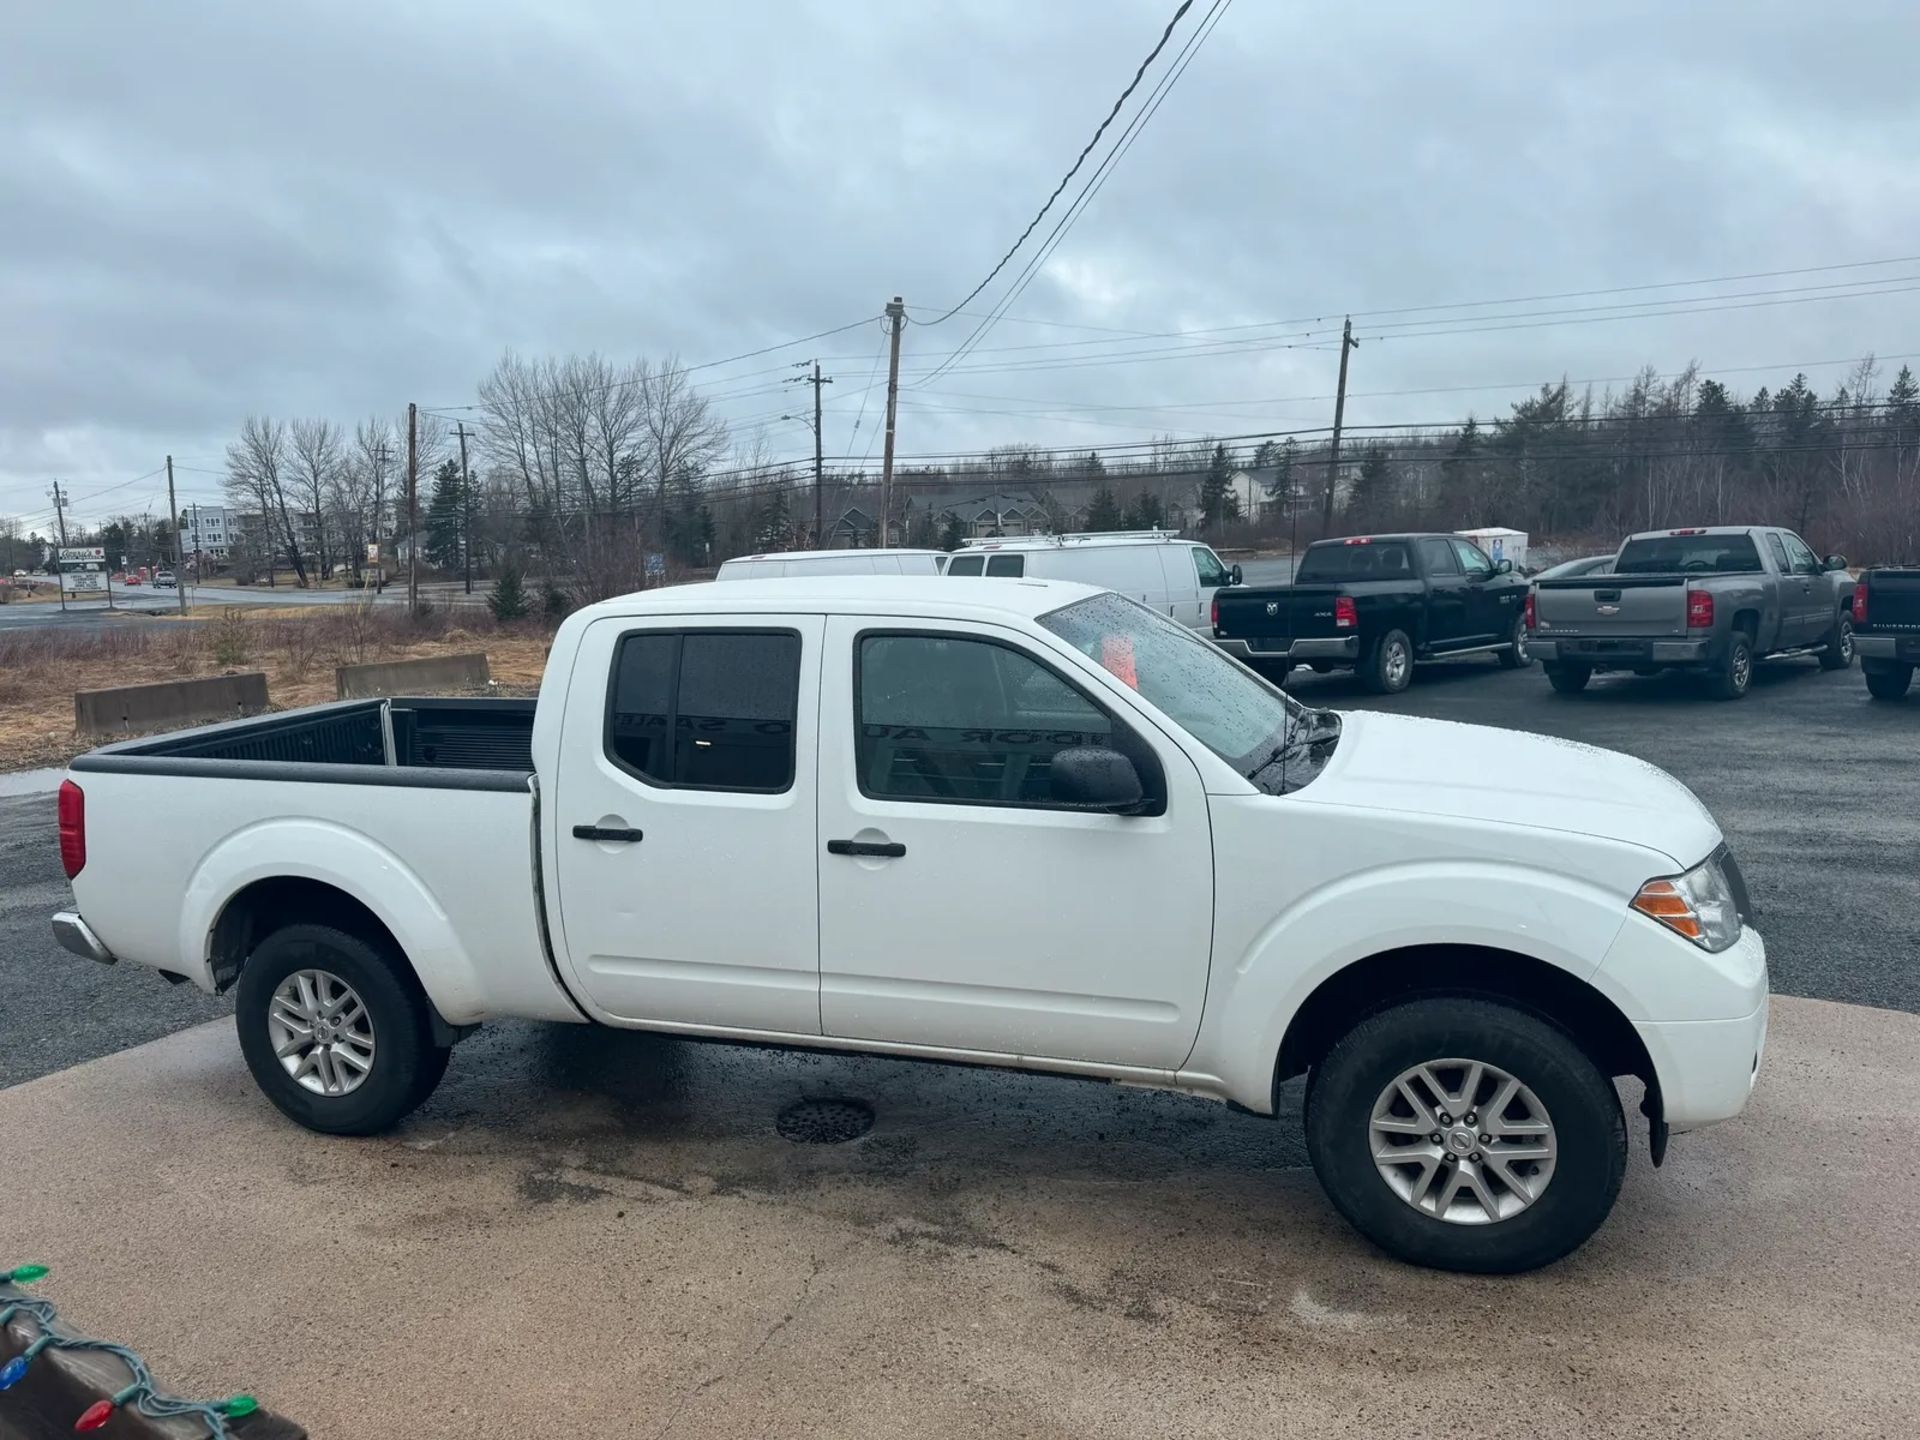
[1631,879,1704,939]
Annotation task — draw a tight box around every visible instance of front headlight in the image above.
[1631,856,1743,953]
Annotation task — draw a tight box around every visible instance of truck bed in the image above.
[70,697,536,789]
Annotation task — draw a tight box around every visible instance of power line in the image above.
[917,0,1196,326]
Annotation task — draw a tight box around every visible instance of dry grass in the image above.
[0,605,555,771]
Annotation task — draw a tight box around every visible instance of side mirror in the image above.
[1824,554,1847,571]
[1049,746,1146,813]
[1229,563,1244,586]
[1494,558,1514,575]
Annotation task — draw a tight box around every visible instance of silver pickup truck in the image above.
[1530,525,1855,700]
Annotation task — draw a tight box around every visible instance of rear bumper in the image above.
[1855,634,1920,662]
[51,910,116,966]
[1214,634,1359,664]
[1533,637,1710,666]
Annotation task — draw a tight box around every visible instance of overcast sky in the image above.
[5,0,1918,530]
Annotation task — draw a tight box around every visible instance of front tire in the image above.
[1498,613,1533,669]
[1818,613,1854,670]
[1544,662,1591,694]
[1304,998,1626,1273]
[1362,628,1414,694]
[1708,631,1754,700]
[1865,662,1914,700]
[236,923,451,1135]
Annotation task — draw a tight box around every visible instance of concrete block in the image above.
[74,672,270,738]
[335,652,490,700]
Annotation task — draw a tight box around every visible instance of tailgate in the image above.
[1534,575,1688,637]
[1214,586,1343,647]
[1864,569,1920,632]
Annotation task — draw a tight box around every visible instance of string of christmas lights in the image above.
[0,1265,258,1435]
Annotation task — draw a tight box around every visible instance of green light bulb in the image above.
[5,1265,49,1285]
[222,1396,259,1418]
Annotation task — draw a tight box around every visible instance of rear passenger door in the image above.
[1416,537,1470,649]
[554,615,826,1034]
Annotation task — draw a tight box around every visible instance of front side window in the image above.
[1781,532,1821,576]
[607,629,800,792]
[857,634,1114,805]
[1450,539,1495,579]
[1415,537,1459,576]
[1192,547,1230,588]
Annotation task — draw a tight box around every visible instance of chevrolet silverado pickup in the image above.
[51,577,1767,1273]
[1853,565,1920,700]
[1530,525,1855,699]
[1212,533,1532,692]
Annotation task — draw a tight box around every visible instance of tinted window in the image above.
[1615,534,1762,574]
[1415,538,1458,576]
[1450,539,1495,579]
[608,630,800,792]
[1781,533,1821,576]
[945,554,984,576]
[1764,533,1791,573]
[1294,541,1414,582]
[857,635,1113,805]
[1192,547,1230,588]
[985,554,1025,577]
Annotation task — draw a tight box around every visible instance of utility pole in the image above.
[784,362,833,546]
[166,455,187,616]
[1321,317,1359,535]
[50,479,68,612]
[405,403,419,615]
[372,441,392,593]
[879,295,906,547]
[455,422,474,594]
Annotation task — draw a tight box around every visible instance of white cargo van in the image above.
[944,532,1241,635]
[718,548,946,581]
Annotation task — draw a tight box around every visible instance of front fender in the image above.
[183,817,486,1022]
[1191,859,1631,1110]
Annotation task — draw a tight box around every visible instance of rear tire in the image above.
[1708,631,1754,700]
[1497,613,1533,669]
[236,923,451,1136]
[1544,662,1591,694]
[1362,629,1414,694]
[1865,663,1914,700]
[1818,613,1854,671]
[1304,997,1626,1273]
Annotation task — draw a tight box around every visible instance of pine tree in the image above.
[1126,488,1166,531]
[424,459,466,570]
[1263,437,1297,506]
[940,512,967,551]
[1199,442,1233,526]
[487,562,529,621]
[1347,446,1392,529]
[1438,416,1480,520]
[1086,484,1123,531]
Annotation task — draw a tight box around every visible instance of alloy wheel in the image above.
[1369,1058,1557,1225]
[268,968,377,1097]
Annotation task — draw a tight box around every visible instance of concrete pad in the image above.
[1,996,1915,1439]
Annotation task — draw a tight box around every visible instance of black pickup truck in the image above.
[1212,533,1532,692]
[1854,566,1920,700]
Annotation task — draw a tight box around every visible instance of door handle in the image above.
[572,824,644,843]
[827,839,906,858]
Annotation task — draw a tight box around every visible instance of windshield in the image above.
[1039,591,1334,794]
[1295,541,1413,582]
[1615,534,1761,574]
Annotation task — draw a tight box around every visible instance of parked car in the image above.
[1213,533,1531,692]
[152,570,177,588]
[1530,526,1855,699]
[943,531,1241,639]
[1853,566,1920,700]
[717,548,945,580]
[1530,555,1613,584]
[51,577,1767,1273]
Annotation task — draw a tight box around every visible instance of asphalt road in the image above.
[2,647,1914,1091]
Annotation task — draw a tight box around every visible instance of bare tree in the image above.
[290,418,343,579]
[637,358,728,528]
[225,415,308,586]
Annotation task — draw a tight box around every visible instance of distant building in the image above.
[179,503,233,560]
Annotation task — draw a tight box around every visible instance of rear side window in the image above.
[945,554,984,576]
[1295,541,1413,582]
[1415,538,1458,575]
[1615,535,1762,574]
[607,630,801,792]
[985,554,1025,577]
[856,633,1114,806]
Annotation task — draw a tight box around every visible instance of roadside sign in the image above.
[59,546,106,564]
[366,543,381,564]
[60,570,108,594]
[644,552,666,579]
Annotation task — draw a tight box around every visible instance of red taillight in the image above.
[1524,591,1537,631]
[1686,589,1714,629]
[1334,596,1358,629]
[1852,586,1867,625]
[1210,593,1219,630]
[58,780,85,879]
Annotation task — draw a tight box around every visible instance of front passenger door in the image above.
[1779,531,1829,645]
[1449,538,1510,644]
[815,620,1213,1069]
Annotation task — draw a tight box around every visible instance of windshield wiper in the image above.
[1248,709,1341,783]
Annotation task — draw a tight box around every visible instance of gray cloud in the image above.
[4,0,1917,527]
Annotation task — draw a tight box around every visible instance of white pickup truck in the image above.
[51,578,1768,1273]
